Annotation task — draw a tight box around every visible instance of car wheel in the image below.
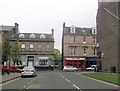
[21,75,24,78]
[64,70,67,72]
[74,70,77,72]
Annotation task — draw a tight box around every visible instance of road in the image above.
[2,70,119,91]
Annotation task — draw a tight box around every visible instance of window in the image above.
[83,36,86,44]
[30,34,35,38]
[84,48,86,54]
[82,30,85,33]
[94,48,97,55]
[70,48,75,55]
[70,36,75,43]
[19,34,24,38]
[21,44,25,48]
[38,44,42,51]
[40,34,46,39]
[30,44,34,49]
[46,44,50,51]
[38,44,41,48]
[92,27,96,34]
[93,37,96,44]
[70,25,75,33]
[83,36,86,42]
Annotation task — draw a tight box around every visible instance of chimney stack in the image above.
[51,29,54,38]
[15,23,19,33]
[63,22,65,28]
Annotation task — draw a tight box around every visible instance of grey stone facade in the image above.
[12,32,55,67]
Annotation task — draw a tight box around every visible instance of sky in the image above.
[0,0,98,52]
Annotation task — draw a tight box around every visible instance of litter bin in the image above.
[111,66,116,73]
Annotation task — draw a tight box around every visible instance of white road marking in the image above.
[73,84,80,90]
[30,81,33,83]
[23,86,27,88]
[28,83,30,85]
[62,76,65,79]
[66,79,70,83]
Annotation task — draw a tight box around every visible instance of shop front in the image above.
[64,58,86,71]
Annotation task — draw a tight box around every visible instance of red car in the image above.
[3,65,23,73]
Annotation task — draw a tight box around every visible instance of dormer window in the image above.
[92,27,96,34]
[40,34,46,39]
[19,34,24,38]
[82,30,85,33]
[70,25,75,33]
[30,34,35,38]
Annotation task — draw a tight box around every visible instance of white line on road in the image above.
[28,83,30,85]
[62,76,64,78]
[73,84,81,90]
[23,86,27,88]
[30,81,33,83]
[66,79,70,83]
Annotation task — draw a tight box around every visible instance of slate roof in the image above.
[0,26,14,31]
[12,33,54,41]
[63,27,95,35]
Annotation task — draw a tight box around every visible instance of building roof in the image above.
[63,27,96,36]
[12,33,54,41]
[0,26,14,31]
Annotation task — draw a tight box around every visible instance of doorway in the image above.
[27,56,34,66]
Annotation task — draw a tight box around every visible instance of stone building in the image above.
[0,23,19,64]
[96,1,120,72]
[62,23,97,70]
[12,30,55,68]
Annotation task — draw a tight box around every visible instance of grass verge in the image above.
[81,72,120,85]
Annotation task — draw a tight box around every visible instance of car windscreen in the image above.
[23,67,34,70]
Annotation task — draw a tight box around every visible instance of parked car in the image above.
[3,65,23,73]
[86,65,97,71]
[63,65,77,72]
[21,66,37,77]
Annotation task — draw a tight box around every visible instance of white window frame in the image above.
[21,44,25,49]
[40,34,46,39]
[30,44,34,49]
[19,34,24,38]
[30,34,35,38]
[70,48,75,55]
[70,25,75,33]
[94,48,97,55]
[70,36,75,43]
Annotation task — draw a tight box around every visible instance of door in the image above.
[27,56,34,66]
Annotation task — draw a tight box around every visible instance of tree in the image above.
[11,39,21,65]
[2,38,12,65]
[54,49,61,63]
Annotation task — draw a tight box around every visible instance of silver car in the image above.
[63,65,78,72]
[21,66,37,77]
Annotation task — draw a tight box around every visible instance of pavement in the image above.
[0,73,21,84]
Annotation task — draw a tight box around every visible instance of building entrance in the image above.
[27,56,34,66]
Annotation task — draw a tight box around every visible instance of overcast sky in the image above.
[0,0,98,52]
